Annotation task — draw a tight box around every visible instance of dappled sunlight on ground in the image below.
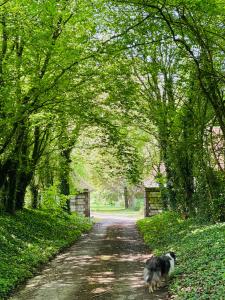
[10,214,168,300]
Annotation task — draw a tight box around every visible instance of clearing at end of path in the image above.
[10,212,168,300]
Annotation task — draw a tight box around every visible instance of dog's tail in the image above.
[144,267,153,283]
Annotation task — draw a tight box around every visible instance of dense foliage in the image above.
[0,209,92,299]
[137,212,225,299]
[0,1,224,297]
[106,0,225,221]
[0,1,224,217]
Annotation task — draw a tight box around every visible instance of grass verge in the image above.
[137,212,225,300]
[0,209,92,299]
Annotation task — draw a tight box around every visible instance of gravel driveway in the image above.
[10,212,168,300]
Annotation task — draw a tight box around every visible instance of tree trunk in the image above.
[59,148,71,213]
[30,180,39,209]
[15,172,33,210]
[181,158,195,216]
[128,194,135,209]
[124,186,129,209]
[15,128,31,210]
[15,125,46,211]
[159,131,178,211]
[5,160,18,214]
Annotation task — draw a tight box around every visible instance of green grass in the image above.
[137,212,225,300]
[0,209,92,299]
[92,207,140,214]
[91,205,127,211]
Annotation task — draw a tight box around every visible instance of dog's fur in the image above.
[143,252,176,293]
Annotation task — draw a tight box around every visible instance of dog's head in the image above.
[165,252,176,261]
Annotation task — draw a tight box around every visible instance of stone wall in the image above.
[144,187,162,217]
[70,189,90,217]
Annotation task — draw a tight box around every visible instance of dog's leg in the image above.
[148,284,154,293]
[152,282,155,291]
[156,280,161,288]
[161,275,169,287]
[153,281,157,291]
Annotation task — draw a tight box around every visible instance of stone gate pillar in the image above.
[70,189,90,217]
[144,187,162,217]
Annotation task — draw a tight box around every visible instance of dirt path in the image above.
[10,213,168,300]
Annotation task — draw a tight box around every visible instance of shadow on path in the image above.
[10,213,168,300]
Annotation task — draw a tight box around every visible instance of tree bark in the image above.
[30,180,39,209]
[15,172,33,210]
[5,160,17,214]
[59,148,71,213]
[124,186,129,209]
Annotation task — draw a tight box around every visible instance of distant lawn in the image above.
[91,206,143,216]
[137,212,225,300]
[91,205,127,211]
[0,209,92,299]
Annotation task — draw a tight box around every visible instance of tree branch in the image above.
[0,0,10,7]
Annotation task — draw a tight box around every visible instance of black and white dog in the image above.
[144,252,176,293]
